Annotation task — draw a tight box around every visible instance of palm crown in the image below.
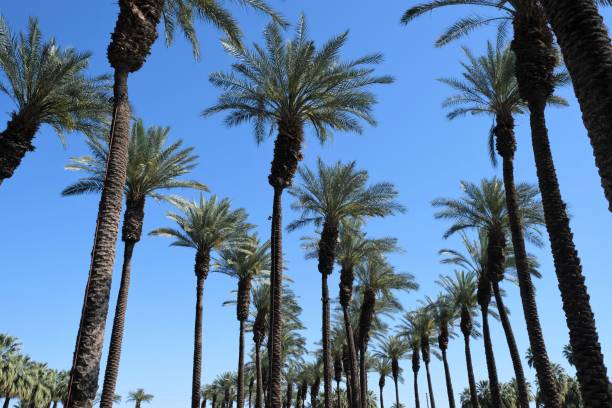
[0,16,110,139]
[437,270,479,334]
[216,234,271,281]
[127,388,154,404]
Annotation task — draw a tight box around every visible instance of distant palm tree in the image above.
[425,295,457,408]
[371,357,391,408]
[65,2,283,405]
[374,335,407,408]
[63,119,206,406]
[127,389,153,408]
[151,195,250,408]
[204,17,392,408]
[0,353,32,408]
[355,256,417,407]
[0,16,110,184]
[438,271,480,408]
[288,159,404,408]
[217,234,271,408]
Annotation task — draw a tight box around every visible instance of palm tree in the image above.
[250,284,269,408]
[374,335,407,408]
[288,159,404,408]
[438,271,480,408]
[1,353,33,408]
[49,370,69,408]
[371,357,391,408]
[0,16,110,184]
[425,295,457,408]
[203,17,392,408]
[127,389,153,408]
[66,3,282,406]
[403,2,610,403]
[217,234,271,408]
[355,256,417,407]
[433,178,544,408]
[150,195,250,408]
[63,119,206,407]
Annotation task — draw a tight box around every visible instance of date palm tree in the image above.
[150,195,250,408]
[403,2,610,404]
[355,256,417,407]
[438,271,480,408]
[288,159,404,408]
[433,178,543,408]
[425,295,458,408]
[250,284,269,408]
[217,234,271,408]
[66,3,283,406]
[0,16,110,184]
[203,17,392,408]
[127,389,153,408]
[63,119,206,407]
[374,335,407,408]
[371,357,391,408]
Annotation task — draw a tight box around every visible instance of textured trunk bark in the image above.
[359,342,367,408]
[480,305,501,407]
[424,361,435,408]
[255,341,263,408]
[412,368,420,408]
[393,377,399,408]
[66,68,132,408]
[539,0,612,212]
[100,240,136,408]
[321,272,332,408]
[192,264,208,408]
[336,380,341,408]
[342,306,360,408]
[378,383,384,408]
[529,99,611,407]
[0,109,40,184]
[237,319,246,408]
[269,187,284,408]
[463,334,478,408]
[441,349,455,408]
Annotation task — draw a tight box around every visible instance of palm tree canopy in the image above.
[423,294,458,334]
[62,118,207,200]
[374,334,409,374]
[437,271,479,331]
[203,15,393,143]
[215,233,271,280]
[0,16,111,141]
[287,159,404,231]
[127,388,154,403]
[371,356,393,379]
[432,177,544,245]
[335,219,401,271]
[355,256,418,310]
[399,308,437,349]
[150,194,251,253]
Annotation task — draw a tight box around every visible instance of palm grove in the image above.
[0,1,611,408]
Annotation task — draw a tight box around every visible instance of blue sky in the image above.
[1,1,611,407]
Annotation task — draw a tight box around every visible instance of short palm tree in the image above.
[0,16,110,184]
[217,234,271,408]
[288,159,403,408]
[404,2,610,404]
[150,195,250,408]
[0,353,32,408]
[374,334,407,408]
[371,357,392,408]
[433,177,543,407]
[355,255,417,407]
[203,17,392,407]
[127,389,153,408]
[438,271,480,408]
[66,2,283,405]
[63,119,206,406]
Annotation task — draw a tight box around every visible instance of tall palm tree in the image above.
[217,234,271,408]
[355,256,417,407]
[401,309,437,408]
[538,0,612,212]
[127,389,153,408]
[0,16,110,184]
[150,195,250,408]
[406,334,421,408]
[66,3,282,406]
[371,357,391,408]
[334,220,399,407]
[63,119,206,407]
[203,17,392,408]
[374,335,407,408]
[403,2,610,404]
[288,159,404,408]
[425,295,457,408]
[250,284,269,408]
[438,271,480,408]
[433,178,544,408]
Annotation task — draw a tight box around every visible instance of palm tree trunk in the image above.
[492,280,529,408]
[321,272,332,408]
[269,186,284,408]
[0,109,40,184]
[463,334,478,408]
[66,68,132,408]
[192,251,209,408]
[440,349,455,408]
[378,382,384,408]
[539,0,612,212]
[136,402,141,408]
[480,305,501,407]
[412,368,420,408]
[359,342,367,408]
[3,398,10,408]
[255,341,263,408]
[529,98,611,407]
[202,397,208,408]
[393,377,399,408]
[52,402,58,408]
[341,306,360,408]
[237,319,246,408]
[286,382,293,408]
[424,361,435,408]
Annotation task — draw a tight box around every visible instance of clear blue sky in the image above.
[1,1,611,407]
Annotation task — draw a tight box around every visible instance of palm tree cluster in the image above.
[2,0,612,407]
